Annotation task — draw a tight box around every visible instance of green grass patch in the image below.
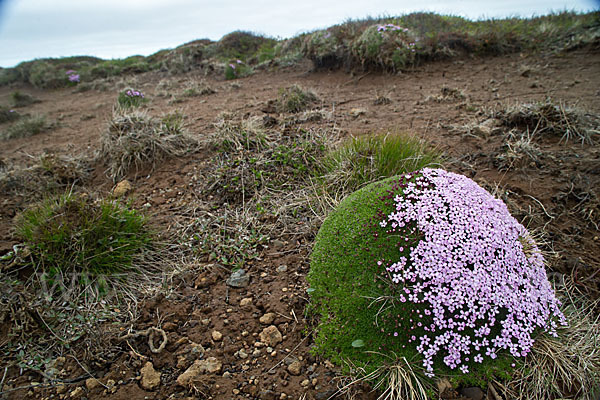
[0,115,50,140]
[321,133,440,194]
[302,11,600,71]
[16,193,151,278]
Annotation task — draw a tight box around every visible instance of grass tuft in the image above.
[275,85,320,113]
[100,107,199,181]
[0,114,51,141]
[493,98,599,144]
[15,193,151,277]
[501,278,600,400]
[10,91,41,107]
[321,132,440,195]
[0,105,21,124]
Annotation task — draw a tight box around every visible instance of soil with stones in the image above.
[0,46,598,400]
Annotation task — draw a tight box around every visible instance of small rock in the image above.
[259,312,276,325]
[235,349,248,359]
[276,265,288,272]
[460,387,485,400]
[140,362,161,390]
[113,180,133,197]
[163,321,177,331]
[56,383,68,394]
[69,386,84,398]
[437,378,452,394]
[300,379,310,387]
[240,297,253,308]
[177,358,222,387]
[212,330,223,341]
[272,239,285,249]
[85,377,101,391]
[287,361,302,376]
[226,269,250,288]
[350,108,367,118]
[259,325,283,347]
[106,379,117,394]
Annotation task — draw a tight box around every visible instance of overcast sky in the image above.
[0,0,597,67]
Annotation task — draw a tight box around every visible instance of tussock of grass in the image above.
[0,114,51,141]
[1,191,172,372]
[100,108,200,181]
[216,31,277,61]
[0,154,89,199]
[10,91,40,107]
[302,12,599,71]
[205,114,326,204]
[0,105,20,124]
[181,80,216,97]
[16,193,151,277]
[501,278,600,400]
[275,85,320,113]
[493,98,599,144]
[321,132,440,196]
[495,130,543,171]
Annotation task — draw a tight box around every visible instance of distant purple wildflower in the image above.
[65,70,75,75]
[125,89,144,98]
[236,59,242,64]
[229,63,236,69]
[68,74,80,83]
[380,168,566,375]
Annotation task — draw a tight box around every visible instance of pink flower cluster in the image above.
[125,89,144,98]
[377,23,409,33]
[379,168,566,376]
[66,69,80,83]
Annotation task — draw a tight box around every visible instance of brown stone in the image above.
[85,377,102,391]
[112,180,132,197]
[259,325,283,347]
[259,312,275,325]
[140,362,161,390]
[287,360,302,376]
[177,358,222,387]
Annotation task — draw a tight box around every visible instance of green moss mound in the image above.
[308,175,422,368]
[307,174,515,391]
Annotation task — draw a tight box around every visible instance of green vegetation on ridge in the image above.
[0,11,597,88]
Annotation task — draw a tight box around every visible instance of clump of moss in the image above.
[308,169,565,396]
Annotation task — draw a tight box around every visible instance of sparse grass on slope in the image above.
[1,11,595,88]
[0,115,51,140]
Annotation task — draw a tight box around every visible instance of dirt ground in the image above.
[0,47,599,399]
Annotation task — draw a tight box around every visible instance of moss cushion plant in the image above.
[307,168,565,394]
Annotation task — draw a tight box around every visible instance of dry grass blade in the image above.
[100,107,201,181]
[501,277,600,400]
[494,98,599,145]
[334,355,431,400]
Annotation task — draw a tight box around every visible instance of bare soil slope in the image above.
[0,48,598,399]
